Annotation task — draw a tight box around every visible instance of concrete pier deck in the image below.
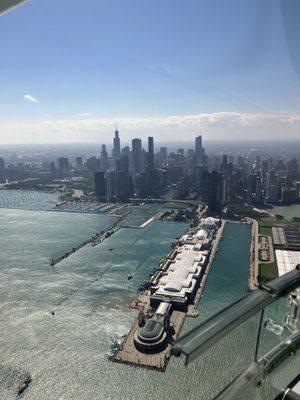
[114,309,186,371]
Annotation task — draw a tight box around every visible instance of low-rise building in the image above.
[150,223,213,308]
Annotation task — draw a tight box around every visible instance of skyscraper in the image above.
[94,170,106,201]
[160,147,167,165]
[113,129,121,160]
[254,176,262,203]
[146,137,155,196]
[57,157,69,176]
[132,138,142,174]
[76,157,83,169]
[100,144,108,170]
[148,137,154,169]
[247,174,256,203]
[195,135,204,165]
[207,170,223,212]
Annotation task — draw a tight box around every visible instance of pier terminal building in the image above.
[134,217,220,351]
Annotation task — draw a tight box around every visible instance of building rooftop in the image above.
[275,249,300,276]
[153,244,206,302]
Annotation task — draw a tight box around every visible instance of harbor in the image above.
[50,208,167,266]
[114,216,225,371]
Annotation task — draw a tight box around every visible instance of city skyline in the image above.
[2,128,299,211]
[1,0,300,144]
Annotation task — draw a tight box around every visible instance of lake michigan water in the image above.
[270,204,300,219]
[0,191,297,399]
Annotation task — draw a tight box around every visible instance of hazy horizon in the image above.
[1,136,300,148]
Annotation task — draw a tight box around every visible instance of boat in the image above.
[128,274,133,280]
[138,280,148,291]
[17,372,31,396]
[109,248,113,251]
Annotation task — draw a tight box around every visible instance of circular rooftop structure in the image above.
[134,317,167,351]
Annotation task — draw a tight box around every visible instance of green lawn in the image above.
[259,261,278,282]
[259,218,300,229]
[258,221,278,282]
[258,225,273,238]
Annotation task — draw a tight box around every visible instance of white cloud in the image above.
[41,111,300,133]
[1,111,300,144]
[24,94,38,103]
[77,112,91,117]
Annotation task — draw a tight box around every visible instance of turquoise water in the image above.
[0,199,258,400]
[271,204,300,219]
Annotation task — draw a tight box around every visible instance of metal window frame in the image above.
[172,267,300,365]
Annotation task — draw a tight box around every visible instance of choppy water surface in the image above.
[0,198,285,400]
[0,190,59,211]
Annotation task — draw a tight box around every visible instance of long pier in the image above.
[50,213,127,266]
[113,220,226,371]
[248,218,259,290]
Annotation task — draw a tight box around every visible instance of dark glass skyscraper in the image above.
[94,170,106,201]
[195,135,204,165]
[132,138,142,174]
[148,136,154,169]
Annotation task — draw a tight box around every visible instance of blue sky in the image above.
[0,0,300,143]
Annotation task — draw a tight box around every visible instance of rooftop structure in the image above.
[134,315,167,351]
[153,246,204,301]
[150,222,213,307]
[199,217,219,230]
[275,250,300,276]
[272,226,300,249]
[196,229,208,240]
[272,227,286,246]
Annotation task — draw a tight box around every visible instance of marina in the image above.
[50,206,173,266]
[114,217,225,371]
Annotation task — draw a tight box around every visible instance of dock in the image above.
[114,219,226,371]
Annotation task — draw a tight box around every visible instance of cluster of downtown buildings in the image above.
[93,131,300,211]
[0,132,299,212]
[93,131,225,211]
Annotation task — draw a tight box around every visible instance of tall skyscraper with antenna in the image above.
[113,128,121,160]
